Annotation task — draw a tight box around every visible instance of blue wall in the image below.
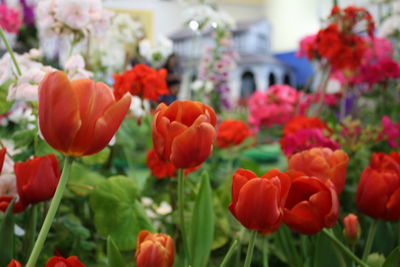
[274,52,314,87]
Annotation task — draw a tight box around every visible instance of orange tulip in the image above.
[152,100,216,169]
[135,230,174,267]
[288,148,349,194]
[38,71,131,156]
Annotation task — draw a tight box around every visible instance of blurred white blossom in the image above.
[139,35,173,67]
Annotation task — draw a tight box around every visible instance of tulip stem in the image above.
[0,27,22,76]
[219,240,238,267]
[26,156,73,267]
[362,220,378,261]
[322,229,368,267]
[177,168,191,265]
[244,230,257,267]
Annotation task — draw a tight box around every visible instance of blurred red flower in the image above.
[46,256,85,267]
[113,64,169,101]
[216,120,253,148]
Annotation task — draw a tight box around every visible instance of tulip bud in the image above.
[7,259,21,267]
[135,230,174,267]
[342,213,360,243]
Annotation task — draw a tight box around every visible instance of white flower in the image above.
[7,68,47,102]
[191,79,204,91]
[110,13,143,43]
[378,16,400,37]
[141,197,153,206]
[155,201,172,215]
[0,174,17,197]
[56,0,90,29]
[129,96,150,118]
[64,54,93,80]
[139,36,173,66]
[7,104,36,124]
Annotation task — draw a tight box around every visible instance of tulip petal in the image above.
[283,201,323,235]
[68,80,115,155]
[385,187,400,221]
[164,101,205,126]
[230,169,258,211]
[84,94,131,155]
[234,179,281,232]
[38,71,81,153]
[170,118,215,169]
[0,148,5,174]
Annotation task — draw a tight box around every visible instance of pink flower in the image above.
[280,128,340,156]
[0,5,22,33]
[297,34,317,59]
[248,85,308,131]
[382,116,400,148]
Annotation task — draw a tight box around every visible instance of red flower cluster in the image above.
[229,167,340,235]
[316,24,366,71]
[216,120,253,148]
[356,152,400,221]
[280,116,339,156]
[113,64,169,101]
[146,149,201,179]
[0,152,60,213]
[299,5,374,72]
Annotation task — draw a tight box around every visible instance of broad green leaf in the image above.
[313,231,347,267]
[383,247,400,267]
[69,162,104,196]
[189,172,214,267]
[82,147,110,165]
[0,80,14,114]
[0,199,15,267]
[90,176,154,250]
[107,236,125,267]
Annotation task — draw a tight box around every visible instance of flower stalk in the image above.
[26,156,73,267]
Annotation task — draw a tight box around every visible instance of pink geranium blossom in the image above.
[0,5,22,33]
[248,85,309,131]
[280,128,340,156]
[382,116,400,148]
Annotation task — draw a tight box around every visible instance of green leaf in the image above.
[0,80,14,114]
[69,162,104,196]
[90,176,154,250]
[383,247,400,267]
[107,236,125,267]
[82,147,110,165]
[189,172,214,267]
[313,232,347,267]
[0,199,15,267]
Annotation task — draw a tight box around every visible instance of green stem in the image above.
[262,236,269,267]
[26,156,73,267]
[23,205,38,261]
[0,27,22,76]
[220,240,238,267]
[243,230,257,267]
[322,229,368,267]
[362,220,378,261]
[177,168,190,264]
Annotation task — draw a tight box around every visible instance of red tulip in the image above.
[343,213,360,242]
[283,171,339,235]
[14,154,60,204]
[38,71,131,156]
[229,168,291,233]
[146,149,201,179]
[152,100,216,169]
[216,120,253,148]
[7,260,21,267]
[288,148,349,194]
[135,230,174,267]
[356,152,400,221]
[46,256,85,267]
[0,148,5,173]
[0,196,27,213]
